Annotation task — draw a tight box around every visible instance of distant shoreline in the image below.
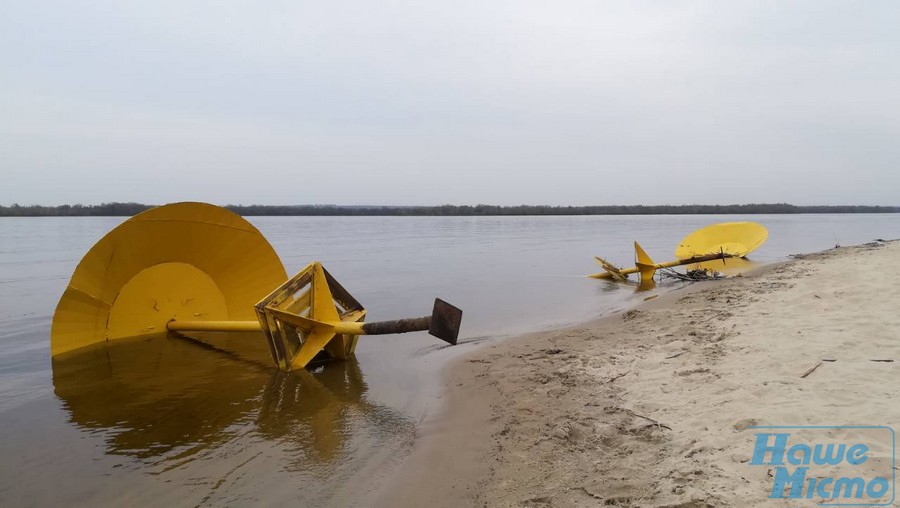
[1,203,898,217]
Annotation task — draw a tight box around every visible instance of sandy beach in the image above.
[379,241,899,507]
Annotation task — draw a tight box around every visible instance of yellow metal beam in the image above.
[165,317,367,336]
[589,242,731,283]
[166,320,262,333]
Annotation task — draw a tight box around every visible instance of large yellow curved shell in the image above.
[51,202,287,357]
[674,221,768,259]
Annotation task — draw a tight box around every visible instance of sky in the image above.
[1,0,899,206]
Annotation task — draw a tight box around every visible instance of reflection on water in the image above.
[257,363,411,471]
[51,332,411,475]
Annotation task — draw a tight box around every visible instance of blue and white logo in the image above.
[749,426,895,506]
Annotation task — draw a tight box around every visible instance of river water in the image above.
[0,214,897,506]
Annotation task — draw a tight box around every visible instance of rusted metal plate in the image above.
[428,298,462,345]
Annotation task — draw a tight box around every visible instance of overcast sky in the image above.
[1,1,898,206]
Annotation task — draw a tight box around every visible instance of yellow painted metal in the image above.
[93,258,379,370]
[593,256,628,281]
[589,240,733,281]
[588,221,767,282]
[108,263,229,339]
[589,258,640,280]
[634,242,657,284]
[52,202,460,375]
[675,221,768,259]
[266,310,367,336]
[51,202,287,357]
[255,261,368,371]
[590,242,661,281]
[167,320,262,333]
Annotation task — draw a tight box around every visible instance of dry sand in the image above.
[378,241,900,507]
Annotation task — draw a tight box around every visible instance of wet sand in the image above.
[377,241,900,506]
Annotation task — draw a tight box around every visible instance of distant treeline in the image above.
[1,202,898,217]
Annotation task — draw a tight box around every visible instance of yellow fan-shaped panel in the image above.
[51,202,288,356]
[675,221,768,260]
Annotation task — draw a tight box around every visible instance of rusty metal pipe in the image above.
[361,316,431,335]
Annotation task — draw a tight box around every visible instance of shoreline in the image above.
[376,241,899,507]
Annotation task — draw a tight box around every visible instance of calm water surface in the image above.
[0,214,898,505]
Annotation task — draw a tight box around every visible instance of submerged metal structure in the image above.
[51,202,462,371]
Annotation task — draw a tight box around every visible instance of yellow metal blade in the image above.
[310,262,341,324]
[268,308,329,334]
[267,307,343,370]
[51,202,288,357]
[634,241,655,266]
[634,242,657,284]
[290,327,338,370]
[674,221,768,259]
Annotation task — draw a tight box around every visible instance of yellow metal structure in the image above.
[166,261,461,370]
[591,242,730,283]
[255,261,367,370]
[51,202,462,371]
[51,202,287,357]
[589,222,768,283]
[166,320,262,333]
[675,221,768,259]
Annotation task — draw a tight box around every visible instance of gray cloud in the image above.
[2,0,898,205]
